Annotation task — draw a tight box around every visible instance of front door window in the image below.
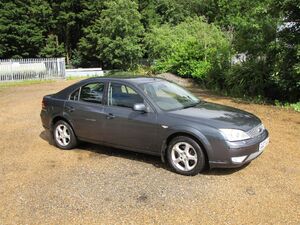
[108,83,143,108]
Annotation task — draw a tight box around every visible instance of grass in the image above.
[0,79,56,89]
[275,100,300,112]
[66,76,92,80]
[289,102,300,112]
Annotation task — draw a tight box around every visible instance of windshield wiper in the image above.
[182,102,200,109]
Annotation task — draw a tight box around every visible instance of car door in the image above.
[102,82,159,153]
[64,81,107,142]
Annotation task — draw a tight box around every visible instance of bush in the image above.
[224,59,267,97]
[145,17,231,80]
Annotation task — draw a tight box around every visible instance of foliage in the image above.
[0,0,52,58]
[275,100,300,112]
[39,34,65,57]
[69,49,83,68]
[79,0,144,70]
[290,102,300,112]
[0,0,298,103]
[212,0,300,102]
[268,0,300,102]
[146,18,230,80]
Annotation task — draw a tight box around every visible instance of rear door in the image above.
[64,81,107,142]
[102,82,159,153]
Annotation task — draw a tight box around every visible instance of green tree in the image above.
[79,0,144,69]
[138,0,218,29]
[269,0,300,101]
[211,0,299,101]
[48,0,82,64]
[146,17,230,80]
[0,0,52,58]
[39,34,65,57]
[79,0,105,27]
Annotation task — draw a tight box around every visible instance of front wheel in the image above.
[167,136,206,176]
[53,120,77,150]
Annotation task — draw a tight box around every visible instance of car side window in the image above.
[79,82,104,104]
[69,89,79,101]
[108,83,143,108]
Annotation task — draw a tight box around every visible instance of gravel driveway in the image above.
[0,78,299,224]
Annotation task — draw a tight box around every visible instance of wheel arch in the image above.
[51,115,75,133]
[161,128,213,166]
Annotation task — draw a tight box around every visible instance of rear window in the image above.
[69,89,79,101]
[79,82,104,104]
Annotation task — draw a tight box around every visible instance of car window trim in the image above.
[78,81,106,105]
[107,81,155,112]
[69,88,81,101]
[138,80,200,112]
[68,81,107,106]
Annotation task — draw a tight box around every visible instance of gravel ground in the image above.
[0,77,299,224]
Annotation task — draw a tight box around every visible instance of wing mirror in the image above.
[133,103,148,113]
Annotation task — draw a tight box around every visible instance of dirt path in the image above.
[0,78,299,224]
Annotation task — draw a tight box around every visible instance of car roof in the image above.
[84,76,165,84]
[54,76,166,99]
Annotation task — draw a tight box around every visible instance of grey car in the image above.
[40,77,269,175]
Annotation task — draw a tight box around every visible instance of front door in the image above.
[102,82,159,153]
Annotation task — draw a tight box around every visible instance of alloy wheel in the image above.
[171,142,198,171]
[55,124,71,147]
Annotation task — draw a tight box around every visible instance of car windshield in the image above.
[140,81,200,111]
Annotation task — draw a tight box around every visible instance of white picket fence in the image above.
[0,58,66,82]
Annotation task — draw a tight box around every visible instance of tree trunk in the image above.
[65,26,70,65]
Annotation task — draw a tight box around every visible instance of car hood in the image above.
[167,101,261,131]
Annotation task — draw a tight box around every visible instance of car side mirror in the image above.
[133,103,147,113]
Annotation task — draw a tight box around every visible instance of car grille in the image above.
[247,124,265,138]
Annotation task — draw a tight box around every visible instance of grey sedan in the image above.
[40,77,269,175]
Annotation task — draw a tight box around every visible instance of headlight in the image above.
[219,129,250,141]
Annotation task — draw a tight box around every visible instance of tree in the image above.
[0,0,52,58]
[138,0,218,29]
[48,0,82,64]
[39,34,65,57]
[79,0,144,69]
[193,0,282,98]
[270,0,300,101]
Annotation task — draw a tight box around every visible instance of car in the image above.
[40,77,269,176]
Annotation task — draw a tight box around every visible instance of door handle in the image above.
[106,113,115,119]
[66,106,75,112]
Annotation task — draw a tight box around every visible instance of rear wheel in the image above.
[53,120,77,150]
[167,136,206,176]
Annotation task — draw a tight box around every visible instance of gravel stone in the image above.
[0,77,299,224]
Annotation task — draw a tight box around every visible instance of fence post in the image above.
[10,59,13,81]
[61,58,66,79]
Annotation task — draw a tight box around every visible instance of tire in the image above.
[53,120,77,150]
[167,136,206,176]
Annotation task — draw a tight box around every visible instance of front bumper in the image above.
[209,129,269,168]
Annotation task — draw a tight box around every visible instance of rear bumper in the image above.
[209,130,269,168]
[40,109,51,130]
